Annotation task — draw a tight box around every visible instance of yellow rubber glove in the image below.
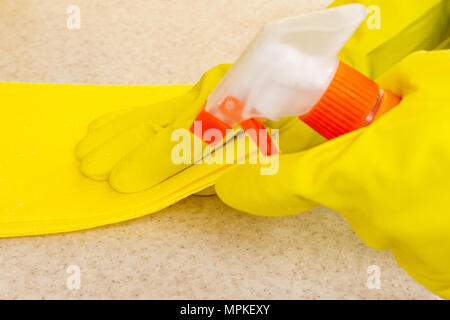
[216,50,450,299]
[332,0,450,78]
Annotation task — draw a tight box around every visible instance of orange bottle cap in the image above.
[190,107,232,145]
[300,61,400,140]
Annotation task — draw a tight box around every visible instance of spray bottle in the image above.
[191,4,401,156]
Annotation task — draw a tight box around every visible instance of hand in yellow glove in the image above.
[332,0,449,78]
[216,50,450,299]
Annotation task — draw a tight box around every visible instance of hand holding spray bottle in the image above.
[191,4,401,156]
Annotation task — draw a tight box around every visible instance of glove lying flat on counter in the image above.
[0,82,230,237]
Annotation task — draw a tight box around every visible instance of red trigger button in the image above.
[190,107,232,145]
[240,118,279,156]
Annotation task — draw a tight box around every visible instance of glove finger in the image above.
[215,153,317,217]
[109,125,196,193]
[79,122,162,181]
[266,117,326,153]
[76,94,191,159]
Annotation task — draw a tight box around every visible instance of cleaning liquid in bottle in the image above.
[191,4,401,156]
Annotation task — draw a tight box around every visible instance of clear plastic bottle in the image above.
[191,4,401,155]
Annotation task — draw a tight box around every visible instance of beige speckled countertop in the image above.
[0,0,437,299]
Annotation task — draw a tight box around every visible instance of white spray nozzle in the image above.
[205,4,368,124]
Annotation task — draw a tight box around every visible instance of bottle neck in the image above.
[364,89,385,126]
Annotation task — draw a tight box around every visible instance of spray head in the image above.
[191,4,400,156]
